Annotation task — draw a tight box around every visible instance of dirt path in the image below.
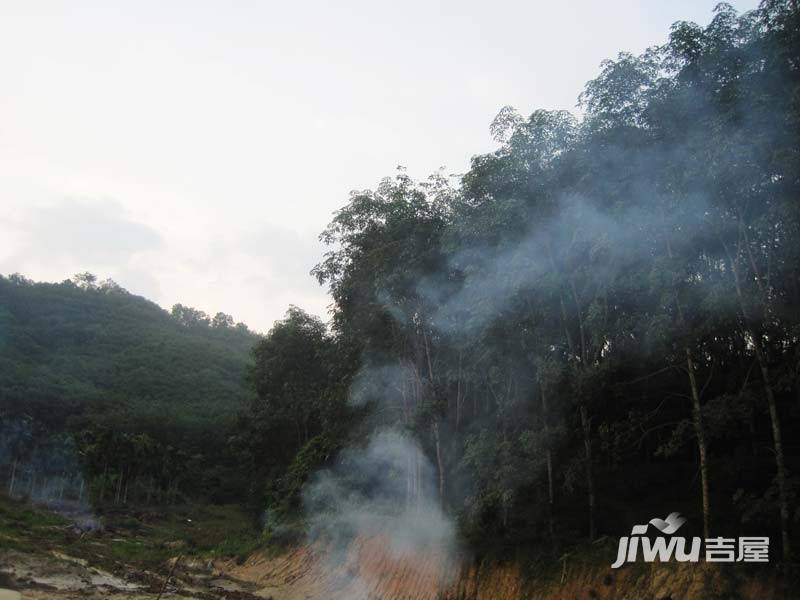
[0,546,263,599]
[0,497,784,600]
[0,495,269,599]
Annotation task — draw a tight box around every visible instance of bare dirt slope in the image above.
[0,496,784,600]
[225,535,784,600]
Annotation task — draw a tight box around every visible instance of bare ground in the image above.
[0,496,786,600]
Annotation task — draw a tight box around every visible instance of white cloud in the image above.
[0,198,164,298]
[0,0,757,332]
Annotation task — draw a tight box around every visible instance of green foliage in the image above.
[0,274,259,505]
[274,0,800,563]
[4,0,800,569]
[237,307,358,517]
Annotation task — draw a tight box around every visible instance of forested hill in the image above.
[2,2,799,578]
[0,272,259,442]
[237,0,800,569]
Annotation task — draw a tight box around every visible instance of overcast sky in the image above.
[1,0,757,332]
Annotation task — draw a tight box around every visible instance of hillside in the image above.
[0,273,260,503]
[0,3,799,596]
[0,273,258,433]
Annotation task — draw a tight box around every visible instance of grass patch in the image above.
[0,495,67,552]
[0,494,262,568]
[214,531,265,564]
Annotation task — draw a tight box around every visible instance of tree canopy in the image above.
[249,0,800,563]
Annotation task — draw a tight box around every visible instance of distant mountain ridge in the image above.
[0,273,259,438]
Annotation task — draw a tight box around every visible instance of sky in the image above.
[0,0,758,333]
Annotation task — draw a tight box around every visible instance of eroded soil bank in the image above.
[0,496,786,600]
[0,495,264,599]
[1,541,786,600]
[224,534,786,600]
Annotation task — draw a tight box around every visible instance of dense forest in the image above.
[241,0,800,566]
[0,272,258,505]
[2,0,799,572]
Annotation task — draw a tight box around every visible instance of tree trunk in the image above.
[568,275,587,364]
[754,337,791,561]
[433,422,445,510]
[579,403,596,541]
[100,463,108,503]
[728,248,792,561]
[548,246,596,542]
[456,353,463,431]
[686,348,711,540]
[115,469,123,505]
[563,258,596,541]
[8,459,17,496]
[540,382,556,551]
[665,235,711,540]
[416,449,424,507]
[406,445,413,510]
